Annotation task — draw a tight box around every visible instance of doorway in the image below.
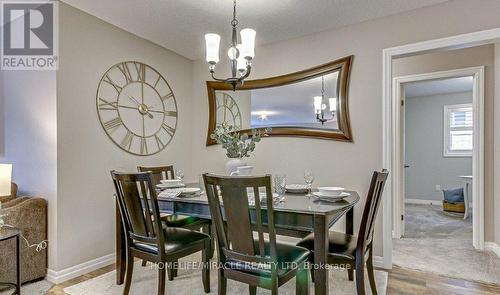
[391,67,484,250]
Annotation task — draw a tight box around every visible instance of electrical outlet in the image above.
[435,185,441,191]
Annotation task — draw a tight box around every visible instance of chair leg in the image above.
[158,266,166,295]
[202,245,211,293]
[166,260,178,281]
[355,260,366,295]
[249,285,257,295]
[367,247,378,295]
[218,269,227,295]
[296,263,310,295]
[123,252,134,295]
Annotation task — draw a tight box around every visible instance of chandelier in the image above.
[313,76,337,125]
[204,0,256,91]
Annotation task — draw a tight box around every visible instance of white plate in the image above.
[157,183,186,189]
[312,191,350,202]
[286,184,309,193]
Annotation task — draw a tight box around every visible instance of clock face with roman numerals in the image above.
[96,61,177,156]
[216,92,242,130]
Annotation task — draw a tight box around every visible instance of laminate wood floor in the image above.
[45,263,500,295]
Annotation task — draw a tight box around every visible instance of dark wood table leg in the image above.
[346,207,354,235]
[116,199,126,285]
[16,234,20,295]
[313,214,329,295]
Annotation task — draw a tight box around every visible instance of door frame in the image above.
[392,67,484,244]
[381,27,500,269]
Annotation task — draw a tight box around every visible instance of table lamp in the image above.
[0,164,12,197]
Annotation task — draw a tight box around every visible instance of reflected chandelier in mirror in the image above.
[206,55,353,145]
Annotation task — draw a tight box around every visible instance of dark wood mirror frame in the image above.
[206,55,353,146]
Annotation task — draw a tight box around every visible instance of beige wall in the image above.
[190,0,500,257]
[55,3,194,271]
[393,45,496,241]
[0,70,58,268]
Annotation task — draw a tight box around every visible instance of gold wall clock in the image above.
[215,92,242,130]
[96,61,178,156]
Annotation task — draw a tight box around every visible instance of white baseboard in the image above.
[373,256,387,269]
[46,253,115,284]
[406,198,473,208]
[485,242,500,258]
[405,198,443,206]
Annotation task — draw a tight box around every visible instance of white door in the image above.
[399,84,406,237]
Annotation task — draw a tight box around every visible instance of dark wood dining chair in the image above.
[203,174,310,295]
[296,169,388,295]
[137,165,214,279]
[111,171,211,295]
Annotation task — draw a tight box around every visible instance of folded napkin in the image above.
[158,190,181,199]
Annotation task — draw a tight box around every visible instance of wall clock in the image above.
[216,92,242,129]
[96,61,177,156]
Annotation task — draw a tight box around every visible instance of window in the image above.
[444,103,473,157]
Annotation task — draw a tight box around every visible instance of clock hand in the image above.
[128,95,141,106]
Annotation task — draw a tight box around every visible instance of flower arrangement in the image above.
[211,123,271,158]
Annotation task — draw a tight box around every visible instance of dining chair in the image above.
[111,171,211,295]
[203,174,310,295]
[296,169,388,295]
[137,165,214,279]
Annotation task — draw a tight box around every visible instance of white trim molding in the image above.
[46,253,115,284]
[485,242,500,258]
[381,27,500,269]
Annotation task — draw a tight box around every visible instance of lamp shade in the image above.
[205,33,221,64]
[328,97,337,112]
[236,44,247,72]
[240,28,256,59]
[314,96,323,114]
[0,164,12,197]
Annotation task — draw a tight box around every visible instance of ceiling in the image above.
[62,0,449,60]
[404,77,473,98]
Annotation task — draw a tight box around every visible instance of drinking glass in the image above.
[304,170,315,197]
[175,169,185,182]
[274,174,287,197]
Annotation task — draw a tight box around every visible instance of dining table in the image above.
[115,183,360,295]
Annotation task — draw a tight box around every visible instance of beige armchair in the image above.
[0,184,47,284]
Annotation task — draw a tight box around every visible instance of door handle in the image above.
[404,165,410,168]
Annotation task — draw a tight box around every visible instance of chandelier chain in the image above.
[231,0,238,27]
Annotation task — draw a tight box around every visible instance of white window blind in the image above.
[444,104,473,157]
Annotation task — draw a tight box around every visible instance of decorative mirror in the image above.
[206,55,353,145]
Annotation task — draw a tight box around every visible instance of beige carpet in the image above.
[0,279,52,295]
[393,204,500,285]
[64,255,387,295]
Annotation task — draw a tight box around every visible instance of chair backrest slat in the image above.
[357,170,389,249]
[137,165,175,186]
[203,174,277,265]
[111,171,165,256]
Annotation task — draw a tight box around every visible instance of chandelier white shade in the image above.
[314,76,337,125]
[0,163,12,197]
[204,33,221,64]
[240,28,256,59]
[205,0,256,90]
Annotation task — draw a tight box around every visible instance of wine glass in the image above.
[304,170,315,197]
[175,169,185,182]
[274,174,287,197]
